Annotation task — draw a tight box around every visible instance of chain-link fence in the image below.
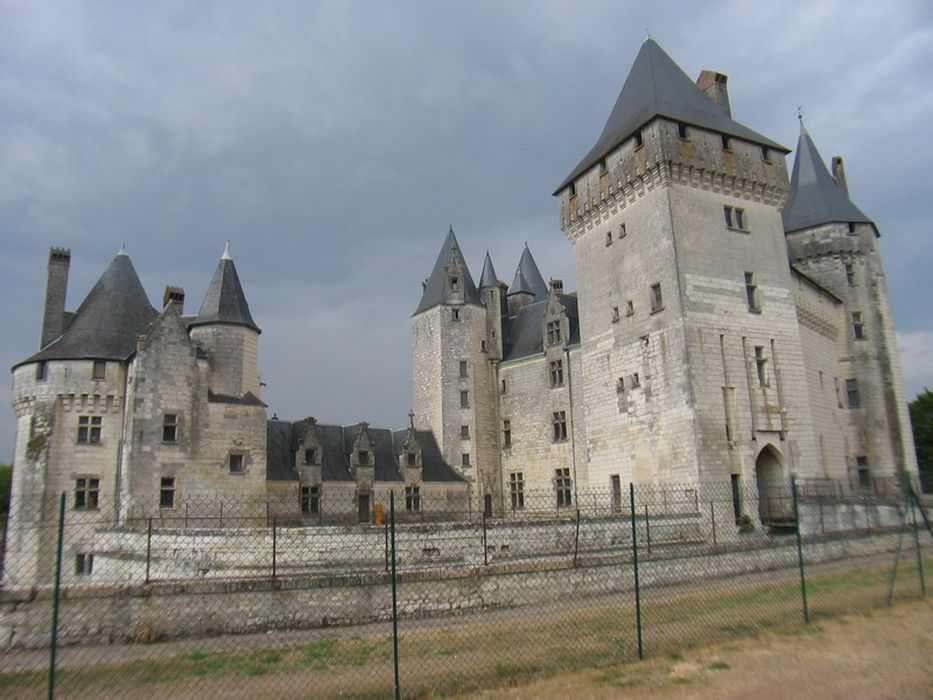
[0,478,929,698]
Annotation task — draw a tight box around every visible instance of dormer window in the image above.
[546,320,562,345]
[305,448,317,464]
[721,134,732,150]
[229,454,245,474]
[407,452,417,467]
[35,361,47,381]
[358,450,369,465]
[677,122,688,139]
[92,361,106,380]
[450,277,459,292]
[452,308,460,321]
[634,131,644,149]
[761,146,771,162]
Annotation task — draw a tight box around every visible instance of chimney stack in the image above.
[549,279,564,293]
[163,285,186,313]
[40,247,70,349]
[696,70,731,117]
[831,156,849,195]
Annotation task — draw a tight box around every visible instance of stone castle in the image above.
[5,39,919,582]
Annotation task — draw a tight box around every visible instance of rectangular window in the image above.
[405,485,421,512]
[610,475,622,510]
[555,468,572,508]
[626,300,634,316]
[552,411,568,441]
[407,452,417,467]
[846,378,861,408]
[724,205,747,230]
[503,420,512,447]
[452,308,460,321]
[229,454,245,474]
[616,376,625,392]
[755,346,768,387]
[619,223,627,238]
[459,360,468,378]
[501,379,507,394]
[546,320,562,345]
[650,283,663,312]
[481,339,488,352]
[856,456,870,489]
[761,146,771,162]
[677,122,688,139]
[611,305,620,322]
[721,134,732,150]
[77,416,102,444]
[605,230,613,246]
[305,448,317,464]
[549,360,564,387]
[75,553,94,576]
[509,472,525,510]
[845,262,855,285]
[450,276,459,292]
[92,360,106,380]
[74,477,100,510]
[852,312,865,340]
[460,425,470,439]
[460,390,469,408]
[745,272,760,312]
[461,453,470,468]
[36,361,47,381]
[631,372,640,388]
[159,477,175,508]
[301,485,320,514]
[634,131,643,148]
[162,413,178,443]
[358,450,369,465]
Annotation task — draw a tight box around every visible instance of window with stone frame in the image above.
[75,553,94,576]
[611,475,622,510]
[852,312,865,340]
[305,448,318,464]
[451,308,460,321]
[77,415,102,444]
[405,485,421,512]
[301,485,320,514]
[461,425,470,439]
[626,300,634,316]
[35,361,47,381]
[358,450,369,465]
[755,346,769,387]
[460,390,469,408]
[503,419,512,447]
[92,360,106,380]
[555,468,573,508]
[229,454,245,474]
[549,359,564,387]
[856,456,870,489]
[508,472,525,510]
[745,272,760,312]
[546,320,562,345]
[724,205,747,230]
[449,276,459,292]
[406,451,417,467]
[845,262,856,285]
[459,360,468,378]
[74,477,100,510]
[159,477,175,508]
[846,378,861,408]
[650,283,663,312]
[461,453,470,468]
[552,411,568,442]
[162,413,178,443]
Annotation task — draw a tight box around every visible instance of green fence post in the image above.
[910,497,926,596]
[629,483,643,660]
[48,492,66,700]
[390,491,400,700]
[791,475,809,623]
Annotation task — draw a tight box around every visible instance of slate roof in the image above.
[265,420,465,484]
[555,38,787,194]
[479,251,499,288]
[17,252,158,367]
[208,391,267,407]
[782,124,873,234]
[509,245,549,301]
[413,227,481,315]
[502,293,580,363]
[190,244,261,333]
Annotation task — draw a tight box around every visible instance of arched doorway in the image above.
[755,445,786,523]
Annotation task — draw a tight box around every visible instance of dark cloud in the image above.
[2,0,932,459]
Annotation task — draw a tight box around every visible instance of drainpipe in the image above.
[566,347,579,506]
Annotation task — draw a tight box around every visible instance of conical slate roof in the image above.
[19,251,158,365]
[509,245,548,301]
[479,251,499,288]
[414,227,481,315]
[555,38,787,194]
[782,124,872,234]
[191,243,260,333]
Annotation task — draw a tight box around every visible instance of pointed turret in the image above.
[190,242,260,333]
[479,251,499,289]
[783,123,873,234]
[555,38,786,194]
[414,226,481,315]
[510,245,548,301]
[19,250,158,366]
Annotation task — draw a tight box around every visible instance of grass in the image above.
[1,555,929,698]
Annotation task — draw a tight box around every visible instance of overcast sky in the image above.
[2,0,932,461]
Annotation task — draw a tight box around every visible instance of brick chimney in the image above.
[40,247,70,349]
[696,70,731,117]
[163,285,186,313]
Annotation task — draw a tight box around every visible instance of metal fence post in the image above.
[219,502,223,529]
[710,501,717,546]
[644,504,651,555]
[791,475,810,623]
[389,491,401,700]
[573,509,581,566]
[910,498,926,596]
[48,492,66,700]
[272,517,277,579]
[629,483,643,660]
[482,509,488,566]
[384,517,389,573]
[145,517,152,584]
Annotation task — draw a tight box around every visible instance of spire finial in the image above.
[646,29,651,41]
[408,409,415,430]
[221,240,232,260]
[117,242,127,256]
[797,105,804,124]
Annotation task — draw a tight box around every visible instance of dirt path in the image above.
[470,598,933,699]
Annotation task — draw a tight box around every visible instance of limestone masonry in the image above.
[6,39,918,586]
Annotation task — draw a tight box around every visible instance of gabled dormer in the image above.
[542,279,570,353]
[350,421,375,485]
[299,417,322,467]
[413,226,481,316]
[399,418,423,482]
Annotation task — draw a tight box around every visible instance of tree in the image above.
[909,389,933,492]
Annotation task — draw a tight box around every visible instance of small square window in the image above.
[305,448,317,464]
[77,416,102,444]
[301,485,320,514]
[229,454,245,474]
[650,283,663,312]
[358,450,369,465]
[845,262,856,285]
[160,477,175,508]
[92,361,106,380]
[75,553,94,576]
[626,300,634,316]
[35,361,48,381]
[678,122,688,139]
[74,477,100,510]
[452,308,460,321]
[503,420,512,447]
[605,231,613,246]
[761,146,771,162]
[459,360,468,378]
[461,425,470,439]
[611,306,620,322]
[631,372,640,388]
[461,453,471,467]
[852,312,865,340]
[846,379,861,408]
[634,131,644,148]
[162,413,178,443]
[460,390,469,408]
[405,485,421,512]
[721,134,731,150]
[407,452,417,467]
